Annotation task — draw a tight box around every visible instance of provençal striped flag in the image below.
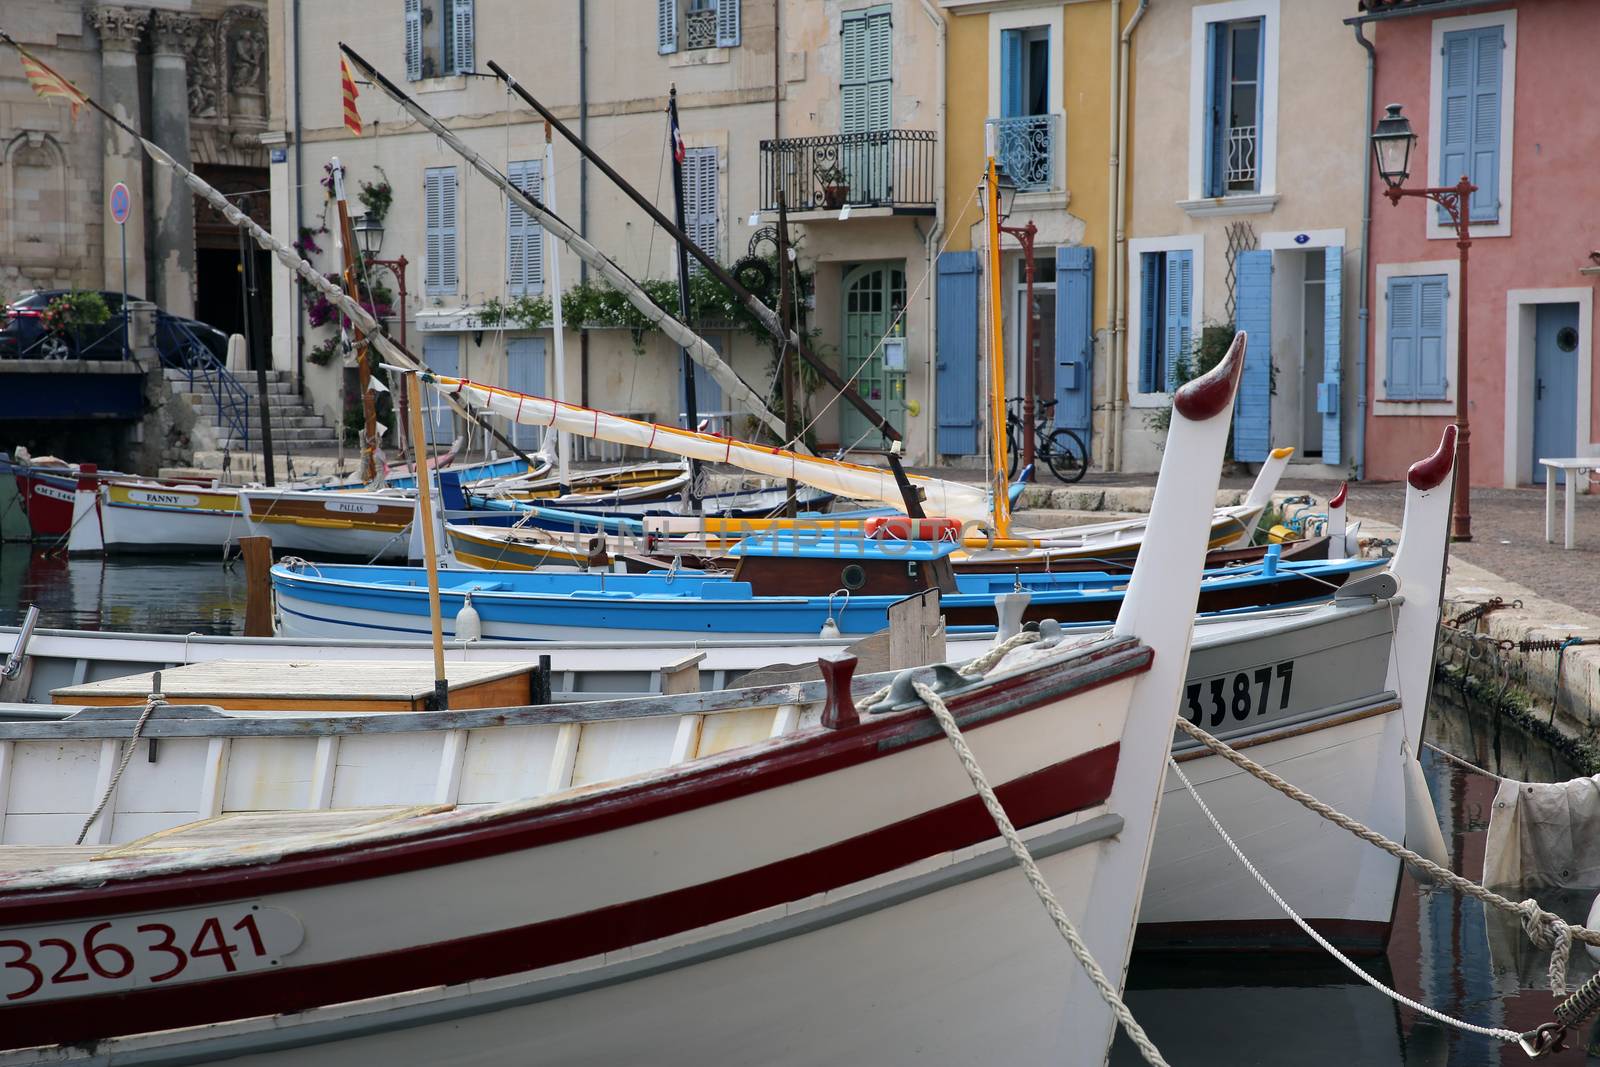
[18,44,89,123]
[340,55,363,136]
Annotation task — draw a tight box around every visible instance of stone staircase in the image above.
[165,367,339,450]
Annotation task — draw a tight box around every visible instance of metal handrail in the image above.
[758,130,937,213]
[161,317,251,449]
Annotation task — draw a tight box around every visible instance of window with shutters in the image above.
[1383,274,1449,402]
[1426,11,1515,238]
[1184,1,1279,209]
[681,146,719,267]
[658,0,740,55]
[424,166,459,295]
[506,160,543,297]
[985,11,1063,194]
[1127,236,1204,403]
[405,0,473,80]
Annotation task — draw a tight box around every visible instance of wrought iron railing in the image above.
[1226,125,1258,190]
[160,317,251,450]
[985,114,1062,192]
[684,8,717,49]
[758,130,936,213]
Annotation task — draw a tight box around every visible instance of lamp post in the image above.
[994,171,1040,480]
[1371,103,1476,542]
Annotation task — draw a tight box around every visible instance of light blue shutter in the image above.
[1001,29,1025,118]
[506,160,543,296]
[422,335,460,444]
[681,337,725,420]
[658,0,678,54]
[424,167,457,294]
[1163,249,1192,391]
[935,251,980,454]
[682,147,718,263]
[1416,276,1448,399]
[404,0,422,81]
[841,11,890,132]
[1055,246,1093,445]
[451,0,474,73]
[505,337,546,449]
[715,0,740,47]
[1440,26,1503,222]
[1204,23,1228,197]
[1385,276,1418,400]
[1138,253,1160,393]
[1318,246,1343,465]
[1233,249,1272,462]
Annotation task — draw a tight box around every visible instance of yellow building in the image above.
[937,0,1146,471]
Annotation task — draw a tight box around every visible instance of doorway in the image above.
[1298,253,1325,458]
[193,165,272,368]
[839,262,907,450]
[1532,303,1580,484]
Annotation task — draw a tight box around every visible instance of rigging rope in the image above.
[76,688,164,845]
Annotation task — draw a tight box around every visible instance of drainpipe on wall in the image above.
[919,0,947,466]
[1352,21,1376,482]
[1109,0,1150,473]
[292,0,304,387]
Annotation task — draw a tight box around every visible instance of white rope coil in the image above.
[911,678,1170,1067]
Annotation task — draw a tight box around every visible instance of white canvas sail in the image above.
[425,375,994,521]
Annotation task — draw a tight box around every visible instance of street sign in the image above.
[109,182,131,225]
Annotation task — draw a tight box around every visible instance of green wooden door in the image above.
[840,263,907,449]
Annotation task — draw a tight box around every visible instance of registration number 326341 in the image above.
[0,902,303,1004]
[1184,660,1295,728]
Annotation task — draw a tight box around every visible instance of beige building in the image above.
[0,1,270,334]
[265,0,949,462]
[1121,0,1367,476]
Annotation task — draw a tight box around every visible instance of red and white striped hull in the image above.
[0,640,1151,1063]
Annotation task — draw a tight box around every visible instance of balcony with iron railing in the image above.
[985,114,1063,193]
[759,130,937,218]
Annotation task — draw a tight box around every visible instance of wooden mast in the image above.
[331,158,381,484]
[984,154,1012,539]
[406,372,449,710]
[543,121,571,485]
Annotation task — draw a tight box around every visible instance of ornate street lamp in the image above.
[353,212,385,256]
[1371,103,1476,542]
[995,169,1020,223]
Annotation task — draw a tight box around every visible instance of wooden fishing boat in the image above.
[66,477,247,555]
[485,460,691,508]
[240,486,417,562]
[0,335,1247,1063]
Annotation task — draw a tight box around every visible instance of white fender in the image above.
[1076,331,1249,1054]
[65,473,103,556]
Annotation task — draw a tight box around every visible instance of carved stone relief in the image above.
[88,5,150,51]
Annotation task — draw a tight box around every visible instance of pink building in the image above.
[1357,0,1600,486]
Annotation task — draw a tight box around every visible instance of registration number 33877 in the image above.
[1184,660,1296,728]
[0,902,303,1004]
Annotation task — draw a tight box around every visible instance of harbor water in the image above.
[1,547,1592,1064]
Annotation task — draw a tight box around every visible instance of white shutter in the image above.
[682,147,718,265]
[715,0,740,48]
[506,160,543,296]
[452,0,474,74]
[658,0,678,54]
[404,0,422,81]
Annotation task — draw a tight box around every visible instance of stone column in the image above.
[150,10,196,318]
[90,4,149,302]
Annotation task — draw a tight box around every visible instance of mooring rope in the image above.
[1166,756,1523,1043]
[76,688,164,845]
[913,679,1169,1067]
[1174,717,1594,995]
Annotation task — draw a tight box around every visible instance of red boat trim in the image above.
[1134,916,1393,956]
[0,741,1120,1049]
[1174,331,1246,420]
[1329,481,1347,508]
[0,639,1152,924]
[1407,424,1457,491]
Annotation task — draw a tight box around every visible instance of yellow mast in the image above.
[984,155,1011,538]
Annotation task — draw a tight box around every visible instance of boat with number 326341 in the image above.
[0,345,1247,1061]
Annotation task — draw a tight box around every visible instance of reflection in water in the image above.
[0,547,244,636]
[3,552,1597,1062]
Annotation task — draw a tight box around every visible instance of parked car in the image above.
[0,290,229,365]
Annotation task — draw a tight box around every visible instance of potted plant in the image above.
[816,163,850,210]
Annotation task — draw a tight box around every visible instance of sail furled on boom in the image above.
[423,375,996,522]
[338,43,793,448]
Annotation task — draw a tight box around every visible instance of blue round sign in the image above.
[109,182,131,225]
